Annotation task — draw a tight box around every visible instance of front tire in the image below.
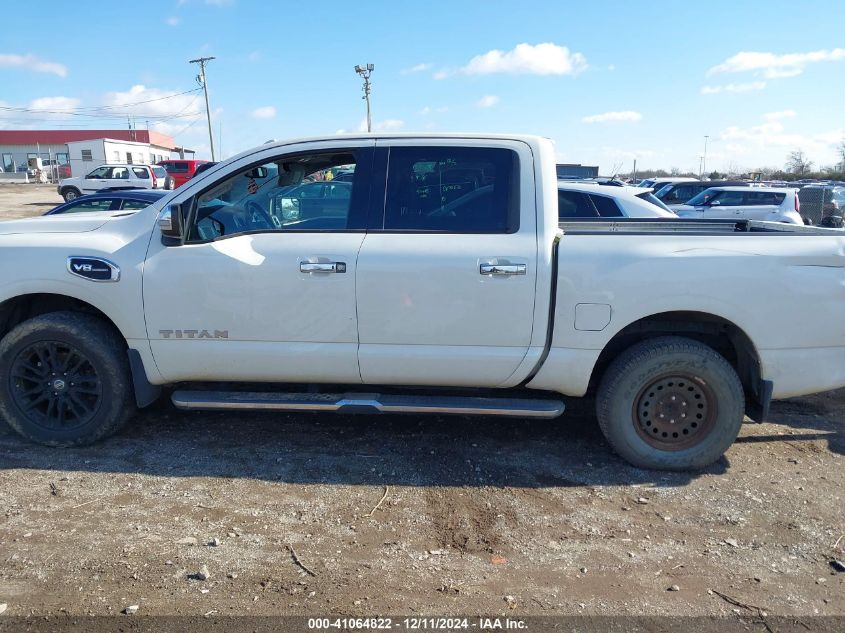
[62,187,81,202]
[596,336,744,471]
[0,312,134,446]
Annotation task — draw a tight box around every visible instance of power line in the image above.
[69,88,202,112]
[0,105,203,120]
[0,87,204,121]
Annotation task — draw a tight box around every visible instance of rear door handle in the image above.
[300,261,347,273]
[480,263,526,276]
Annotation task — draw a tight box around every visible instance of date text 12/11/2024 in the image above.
[307,618,527,630]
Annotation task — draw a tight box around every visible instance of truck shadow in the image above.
[0,396,737,488]
[734,389,845,457]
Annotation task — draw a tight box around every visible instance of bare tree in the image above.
[786,149,813,175]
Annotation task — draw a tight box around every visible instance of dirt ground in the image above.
[0,185,843,622]
[0,184,62,219]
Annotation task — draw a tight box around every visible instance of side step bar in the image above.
[171,390,565,419]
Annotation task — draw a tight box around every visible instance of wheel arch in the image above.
[589,310,769,421]
[0,292,124,341]
[0,292,161,408]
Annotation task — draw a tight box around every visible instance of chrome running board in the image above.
[171,390,565,418]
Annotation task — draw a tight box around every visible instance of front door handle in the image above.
[300,261,347,273]
[480,263,526,276]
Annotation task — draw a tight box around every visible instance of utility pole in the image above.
[190,56,216,160]
[354,64,374,132]
[632,158,637,183]
[702,135,709,177]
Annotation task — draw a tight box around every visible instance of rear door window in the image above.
[557,191,596,217]
[589,194,623,217]
[745,191,785,205]
[109,167,130,180]
[132,167,150,179]
[165,162,190,173]
[382,147,517,232]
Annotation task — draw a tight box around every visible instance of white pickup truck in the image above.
[1,134,843,471]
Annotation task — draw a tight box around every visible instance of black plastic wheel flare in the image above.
[632,374,718,451]
[9,341,102,430]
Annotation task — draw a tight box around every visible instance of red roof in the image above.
[0,129,177,150]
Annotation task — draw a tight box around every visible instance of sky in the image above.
[1,0,844,174]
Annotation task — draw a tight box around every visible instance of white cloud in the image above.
[103,85,204,137]
[251,106,276,119]
[29,96,80,112]
[701,81,767,94]
[719,116,843,164]
[476,95,500,108]
[165,16,181,26]
[763,110,797,121]
[582,110,642,124]
[419,106,448,115]
[0,53,67,77]
[708,48,845,78]
[0,96,80,126]
[438,42,587,78]
[401,63,432,75]
[247,50,261,62]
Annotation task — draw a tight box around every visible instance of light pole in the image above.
[702,135,709,177]
[354,64,374,132]
[189,56,216,160]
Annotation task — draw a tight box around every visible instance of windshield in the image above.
[686,188,719,206]
[636,191,674,212]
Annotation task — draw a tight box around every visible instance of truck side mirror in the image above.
[159,203,186,245]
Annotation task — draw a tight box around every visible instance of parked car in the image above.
[57,164,169,201]
[674,187,802,223]
[657,180,749,208]
[557,181,676,218]
[44,190,168,215]
[636,177,698,191]
[2,134,845,472]
[158,159,210,188]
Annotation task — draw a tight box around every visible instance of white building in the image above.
[0,129,194,179]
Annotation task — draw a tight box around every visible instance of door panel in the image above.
[144,233,365,383]
[356,233,537,386]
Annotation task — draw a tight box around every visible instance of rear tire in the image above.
[0,312,135,446]
[164,176,175,190]
[596,336,744,471]
[62,187,81,202]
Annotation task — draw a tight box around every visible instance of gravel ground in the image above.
[0,184,843,621]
